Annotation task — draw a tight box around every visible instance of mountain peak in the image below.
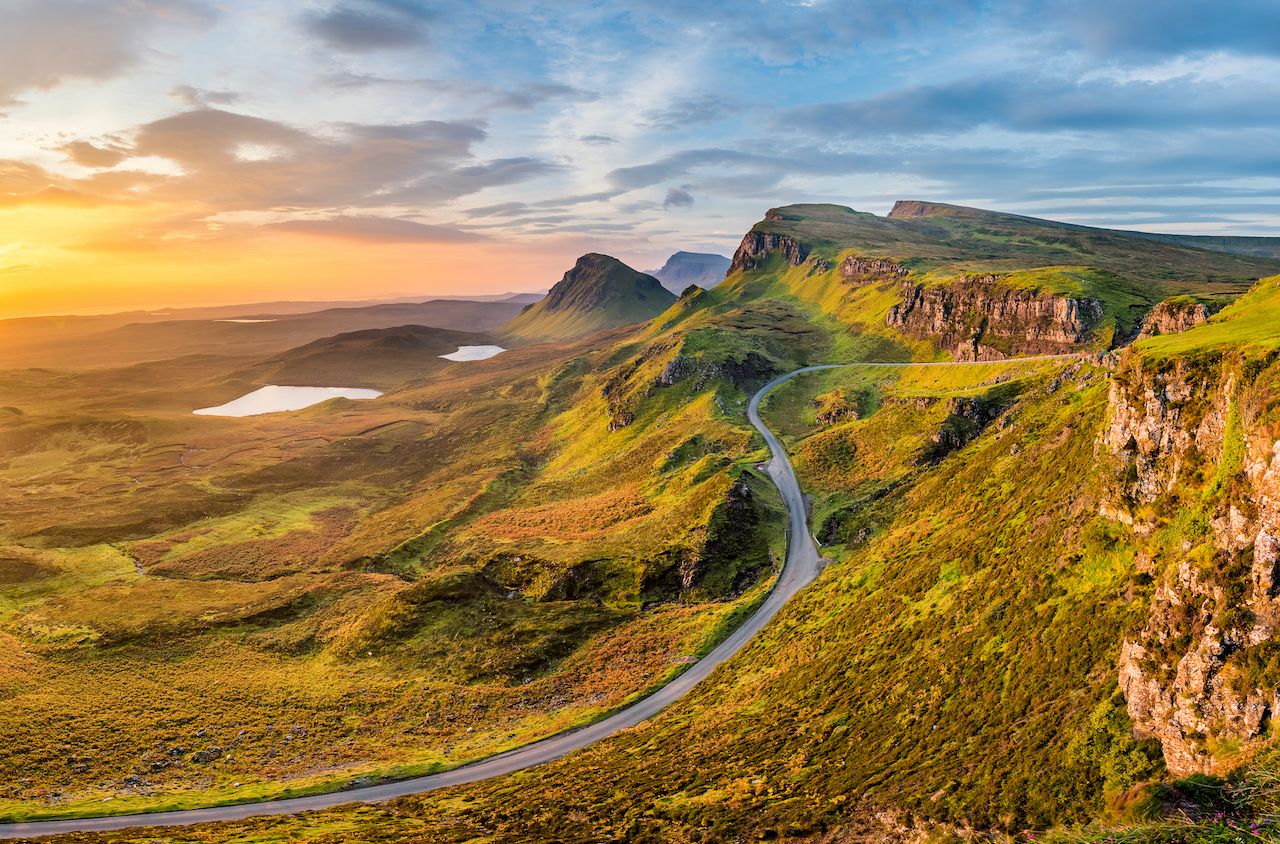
[502,253,676,342]
[646,251,731,293]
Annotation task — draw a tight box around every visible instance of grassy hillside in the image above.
[0,293,790,821]
[51,353,1168,841]
[501,253,676,343]
[7,208,1280,842]
[884,200,1280,294]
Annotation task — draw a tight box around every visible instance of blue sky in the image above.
[2,0,1279,310]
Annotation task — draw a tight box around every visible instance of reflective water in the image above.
[194,385,381,417]
[440,345,506,361]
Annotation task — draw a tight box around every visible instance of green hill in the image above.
[6,203,1280,843]
[501,253,677,343]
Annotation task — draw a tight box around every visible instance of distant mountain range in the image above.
[645,251,731,293]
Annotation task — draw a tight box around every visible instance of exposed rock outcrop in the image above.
[1104,352,1280,774]
[728,231,810,275]
[814,389,862,426]
[656,342,776,392]
[839,256,908,285]
[886,275,1104,360]
[922,391,1013,463]
[1138,299,1209,339]
[1100,360,1229,505]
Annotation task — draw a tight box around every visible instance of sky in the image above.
[2,0,1280,318]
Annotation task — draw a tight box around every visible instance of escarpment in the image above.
[728,230,810,274]
[1138,298,1210,339]
[839,255,908,284]
[1102,350,1280,774]
[886,275,1105,360]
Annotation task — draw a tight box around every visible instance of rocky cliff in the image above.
[1103,351,1280,774]
[728,231,811,275]
[886,275,1105,360]
[1138,298,1210,339]
[839,255,908,285]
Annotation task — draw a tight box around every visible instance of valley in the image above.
[3,201,1280,843]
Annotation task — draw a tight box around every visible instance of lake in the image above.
[194,385,382,417]
[440,345,505,361]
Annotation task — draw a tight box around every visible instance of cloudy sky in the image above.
[2,0,1279,317]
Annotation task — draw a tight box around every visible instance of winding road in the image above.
[0,359,1064,840]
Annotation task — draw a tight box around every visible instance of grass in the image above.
[69,353,1180,841]
[8,216,1280,842]
[1136,276,1280,358]
[0,311,790,821]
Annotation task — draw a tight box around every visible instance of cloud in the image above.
[1,105,558,250]
[322,73,597,112]
[302,1,434,52]
[266,215,488,243]
[464,202,529,217]
[607,147,880,192]
[59,140,128,168]
[388,158,562,204]
[0,185,117,208]
[620,0,986,65]
[663,187,694,209]
[579,134,617,145]
[782,74,1280,138]
[0,0,218,107]
[169,84,241,107]
[645,95,735,130]
[116,108,550,209]
[0,161,120,206]
[1043,0,1280,59]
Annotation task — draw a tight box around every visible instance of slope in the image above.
[501,253,676,343]
[10,206,1280,843]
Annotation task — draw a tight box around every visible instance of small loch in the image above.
[194,385,382,417]
[440,345,505,361]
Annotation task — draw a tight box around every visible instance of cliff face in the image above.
[728,231,811,275]
[1102,353,1280,774]
[839,255,907,284]
[886,275,1105,360]
[1138,299,1209,339]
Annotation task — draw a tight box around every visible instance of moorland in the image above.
[4,201,1280,843]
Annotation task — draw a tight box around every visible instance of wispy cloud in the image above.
[301,0,435,52]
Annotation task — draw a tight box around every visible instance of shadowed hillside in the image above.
[501,253,677,343]
[240,324,492,390]
[0,299,526,371]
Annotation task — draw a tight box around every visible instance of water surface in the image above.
[440,345,505,361]
[194,385,381,417]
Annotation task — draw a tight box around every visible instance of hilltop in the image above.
[735,200,1280,295]
[719,201,1280,360]
[501,253,677,342]
[646,251,731,293]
